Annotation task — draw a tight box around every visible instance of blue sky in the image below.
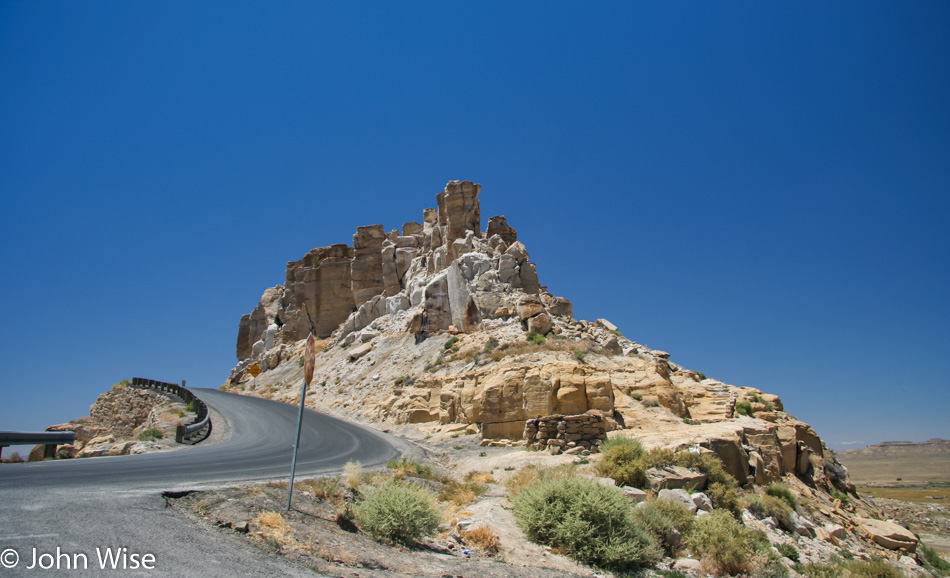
[1,2,948,452]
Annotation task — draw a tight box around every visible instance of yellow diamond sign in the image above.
[248,364,262,377]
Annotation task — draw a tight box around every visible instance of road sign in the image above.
[304,334,316,386]
[248,364,262,377]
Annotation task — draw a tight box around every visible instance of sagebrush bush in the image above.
[744,494,794,531]
[766,482,798,511]
[734,401,753,416]
[513,476,660,571]
[504,464,577,498]
[830,488,851,506]
[631,498,694,556]
[706,481,742,516]
[353,481,440,545]
[686,509,766,576]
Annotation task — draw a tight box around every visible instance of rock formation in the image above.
[233,180,571,372]
[227,179,846,493]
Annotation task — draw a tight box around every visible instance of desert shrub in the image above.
[744,494,793,530]
[353,481,440,545]
[443,336,460,350]
[842,560,903,578]
[640,447,677,469]
[482,338,498,353]
[111,378,130,391]
[706,481,742,516]
[573,349,587,361]
[686,509,766,576]
[674,451,736,489]
[526,331,546,345]
[185,400,196,412]
[386,457,435,480]
[830,488,850,506]
[461,524,500,554]
[595,437,647,488]
[920,542,950,575]
[598,436,644,461]
[344,460,362,489]
[464,470,494,484]
[776,542,799,562]
[631,498,694,556]
[734,401,753,416]
[513,476,660,571]
[766,482,798,511]
[137,428,164,441]
[299,476,341,500]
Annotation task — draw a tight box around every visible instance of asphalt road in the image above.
[0,388,405,576]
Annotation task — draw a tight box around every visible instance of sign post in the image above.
[287,334,317,510]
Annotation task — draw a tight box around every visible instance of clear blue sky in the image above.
[2,2,948,451]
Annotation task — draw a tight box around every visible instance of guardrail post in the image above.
[44,444,56,459]
[176,425,184,444]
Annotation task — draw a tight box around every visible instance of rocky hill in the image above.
[220,180,942,574]
[225,180,826,484]
[839,439,950,487]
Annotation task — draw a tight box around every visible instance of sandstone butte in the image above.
[222,181,938,562]
[224,179,847,491]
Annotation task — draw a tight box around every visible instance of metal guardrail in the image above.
[131,377,212,444]
[0,431,77,460]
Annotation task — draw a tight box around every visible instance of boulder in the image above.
[691,492,713,512]
[526,312,553,335]
[347,342,373,361]
[622,487,648,503]
[857,518,918,552]
[657,488,698,513]
[647,465,706,491]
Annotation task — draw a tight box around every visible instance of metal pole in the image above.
[286,378,308,511]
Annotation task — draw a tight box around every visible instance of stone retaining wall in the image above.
[523,413,607,455]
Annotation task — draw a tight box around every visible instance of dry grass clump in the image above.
[254,511,295,548]
[297,476,341,500]
[344,460,362,489]
[464,470,495,484]
[439,480,488,508]
[461,524,501,555]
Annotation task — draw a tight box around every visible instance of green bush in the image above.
[483,338,498,353]
[443,336,460,350]
[137,428,163,441]
[706,481,742,516]
[513,476,660,571]
[111,378,131,391]
[734,401,753,416]
[766,482,799,511]
[776,542,799,562]
[830,488,850,506]
[686,509,765,576]
[595,437,647,488]
[631,499,694,556]
[185,400,195,412]
[744,494,793,530]
[353,481,440,545]
[527,332,546,345]
[920,542,950,575]
[573,349,587,361]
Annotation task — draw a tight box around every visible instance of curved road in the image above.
[2,388,403,489]
[0,389,405,577]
